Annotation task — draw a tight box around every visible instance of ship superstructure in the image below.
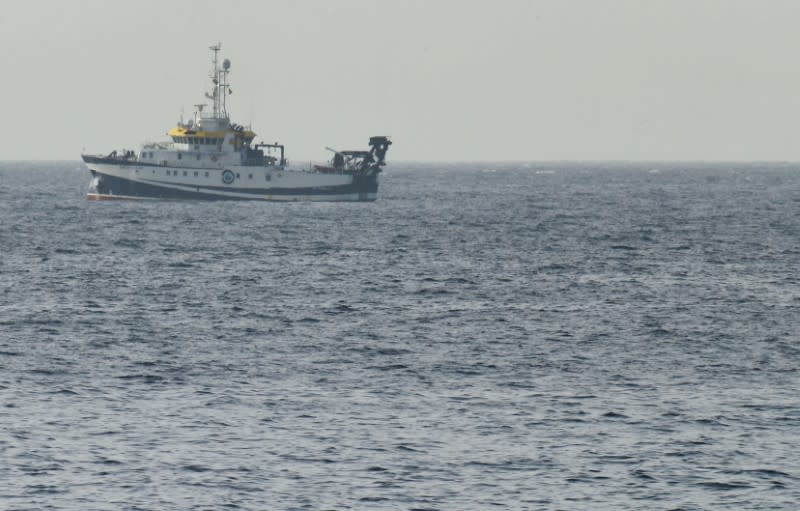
[82,44,391,201]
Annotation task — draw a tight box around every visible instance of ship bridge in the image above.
[165,43,257,153]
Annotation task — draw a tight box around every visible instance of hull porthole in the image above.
[222,169,235,184]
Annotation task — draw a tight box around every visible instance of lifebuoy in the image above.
[222,169,235,184]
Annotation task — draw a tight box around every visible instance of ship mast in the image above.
[208,43,231,120]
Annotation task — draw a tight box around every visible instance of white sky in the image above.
[3,0,800,161]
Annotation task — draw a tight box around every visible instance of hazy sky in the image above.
[3,0,800,161]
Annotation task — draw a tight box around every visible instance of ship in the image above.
[81,44,391,201]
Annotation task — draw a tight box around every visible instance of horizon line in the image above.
[2,158,800,165]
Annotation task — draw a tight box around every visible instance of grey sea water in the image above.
[0,161,798,510]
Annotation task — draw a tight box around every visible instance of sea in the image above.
[0,161,798,510]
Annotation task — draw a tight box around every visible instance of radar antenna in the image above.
[207,43,231,119]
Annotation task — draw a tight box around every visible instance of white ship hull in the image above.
[83,159,379,202]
